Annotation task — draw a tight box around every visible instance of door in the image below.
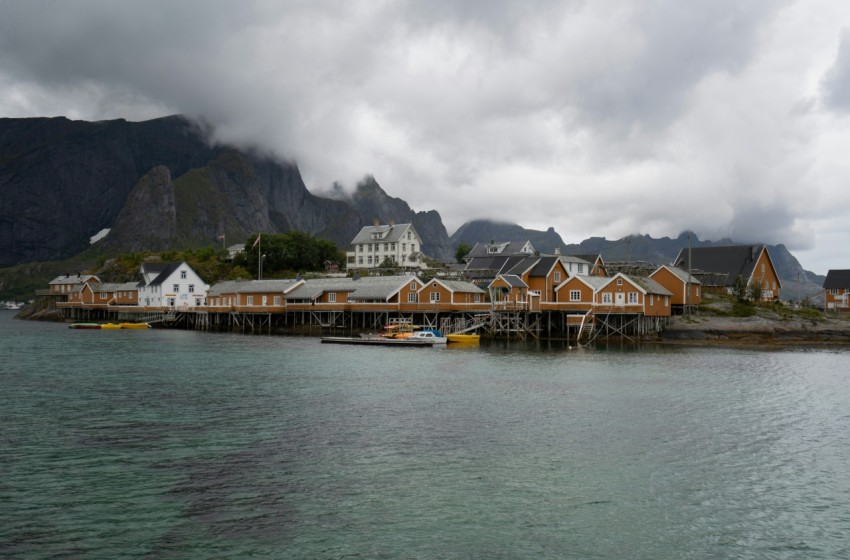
[615,292,625,306]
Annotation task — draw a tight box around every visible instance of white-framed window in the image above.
[474,294,481,303]
[554,271,561,283]
[602,293,612,304]
[274,296,281,306]
[628,292,638,304]
[368,256,373,264]
[410,282,417,290]
[247,296,254,305]
[578,263,584,274]
[570,290,581,301]
[650,295,654,305]
[358,256,363,264]
[430,291,440,302]
[408,292,417,303]
[100,293,107,300]
[188,284,194,293]
[616,278,623,286]
[328,293,336,303]
[173,284,180,292]
[180,270,187,279]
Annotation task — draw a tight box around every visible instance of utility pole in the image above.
[686,232,692,316]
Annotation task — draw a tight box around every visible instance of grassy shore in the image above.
[661,293,850,347]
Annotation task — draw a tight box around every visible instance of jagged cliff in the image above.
[0,115,454,266]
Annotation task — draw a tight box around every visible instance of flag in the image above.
[252,234,261,249]
[217,233,225,241]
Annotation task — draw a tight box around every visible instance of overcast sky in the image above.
[3,0,850,273]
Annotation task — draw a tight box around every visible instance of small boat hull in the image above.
[322,336,437,346]
[446,333,480,344]
[119,322,151,329]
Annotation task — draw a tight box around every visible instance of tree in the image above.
[748,281,763,302]
[732,275,748,301]
[455,242,472,264]
[378,256,399,268]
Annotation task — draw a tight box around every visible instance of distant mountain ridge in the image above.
[450,220,823,300]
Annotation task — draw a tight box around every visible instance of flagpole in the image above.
[258,234,262,280]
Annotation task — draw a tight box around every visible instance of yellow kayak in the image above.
[119,322,151,329]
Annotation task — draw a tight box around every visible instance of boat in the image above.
[322,328,447,346]
[68,322,152,330]
[119,322,151,329]
[69,323,101,329]
[4,302,23,310]
[446,333,480,344]
[100,323,122,330]
[407,329,448,344]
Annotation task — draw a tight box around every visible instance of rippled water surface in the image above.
[2,311,850,558]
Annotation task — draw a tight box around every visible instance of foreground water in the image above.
[2,311,849,559]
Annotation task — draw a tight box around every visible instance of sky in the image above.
[2,0,850,274]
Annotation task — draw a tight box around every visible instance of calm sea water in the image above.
[1,311,849,559]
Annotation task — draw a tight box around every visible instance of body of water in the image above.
[2,310,849,558]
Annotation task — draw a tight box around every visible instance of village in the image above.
[27,221,850,343]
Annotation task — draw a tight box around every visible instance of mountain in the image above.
[451,220,567,254]
[0,115,454,266]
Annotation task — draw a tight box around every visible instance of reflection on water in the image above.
[1,312,849,559]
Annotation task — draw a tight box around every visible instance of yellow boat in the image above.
[446,333,480,344]
[119,322,151,329]
[100,323,122,330]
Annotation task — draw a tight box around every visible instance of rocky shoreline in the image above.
[660,314,850,347]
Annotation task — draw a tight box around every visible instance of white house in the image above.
[346,222,426,269]
[137,261,209,308]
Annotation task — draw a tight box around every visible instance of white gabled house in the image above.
[346,221,426,270]
[137,261,209,308]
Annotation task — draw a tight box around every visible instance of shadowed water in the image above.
[2,311,849,558]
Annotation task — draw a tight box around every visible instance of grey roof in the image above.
[559,255,593,264]
[49,274,99,285]
[350,223,415,245]
[348,277,419,300]
[673,245,768,287]
[527,256,560,278]
[627,275,674,296]
[556,275,609,291]
[823,269,850,289]
[143,262,184,286]
[94,282,139,292]
[207,279,302,296]
[573,254,602,264]
[466,241,535,258]
[433,280,486,293]
[494,274,528,288]
[654,265,702,284]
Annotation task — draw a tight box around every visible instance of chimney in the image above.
[373,218,380,226]
[388,219,395,226]
[554,247,561,255]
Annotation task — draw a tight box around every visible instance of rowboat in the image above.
[69,323,101,329]
[119,322,151,329]
[446,333,480,344]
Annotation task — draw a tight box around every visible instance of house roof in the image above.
[527,256,560,277]
[347,276,421,301]
[350,223,415,245]
[823,269,850,289]
[556,275,609,291]
[49,274,99,285]
[428,279,486,293]
[673,245,767,287]
[94,282,140,292]
[142,262,184,286]
[207,279,303,296]
[466,241,535,259]
[652,265,702,284]
[491,274,528,289]
[628,275,674,296]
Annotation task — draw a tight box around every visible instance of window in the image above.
[616,278,623,286]
[554,271,561,283]
[403,243,407,252]
[188,284,194,293]
[578,263,584,274]
[650,295,654,305]
[410,282,417,290]
[274,296,281,306]
[173,284,180,292]
[411,244,416,252]
[328,293,336,303]
[358,256,363,264]
[602,293,612,304]
[100,293,107,300]
[570,290,581,301]
[408,292,417,303]
[247,296,254,305]
[430,292,440,302]
[368,256,373,264]
[180,270,187,279]
[474,294,481,303]
[628,292,638,304]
